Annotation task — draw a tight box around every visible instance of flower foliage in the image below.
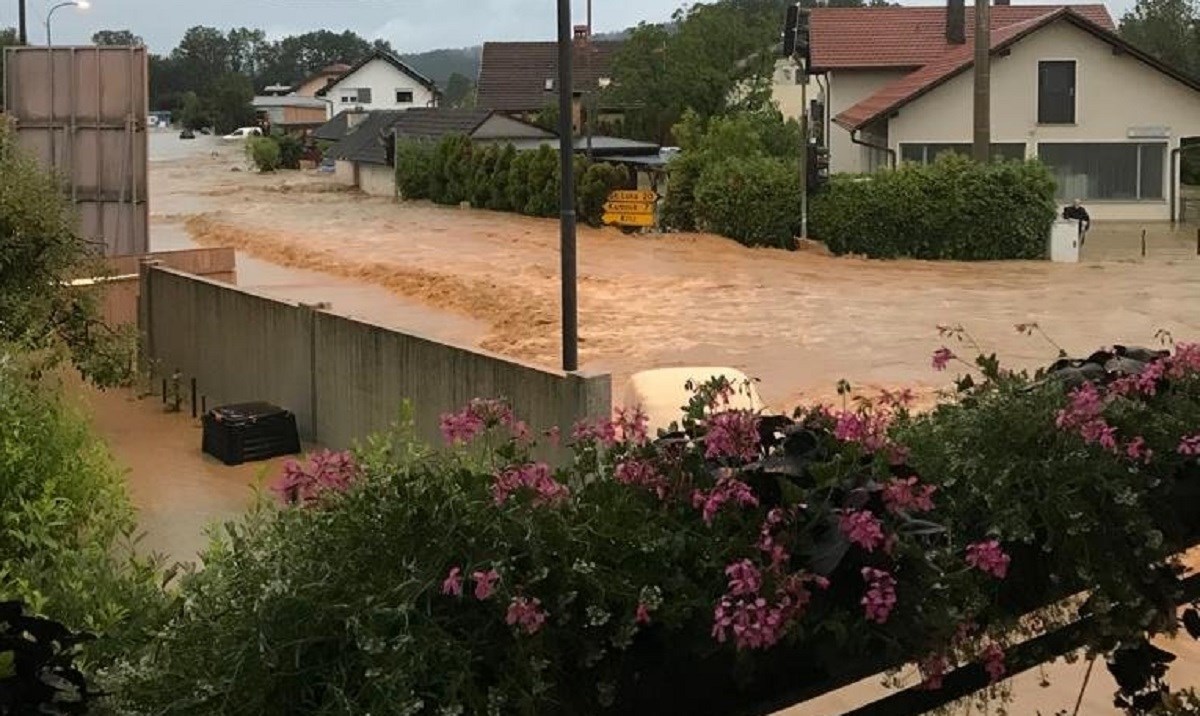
[111,344,1200,715]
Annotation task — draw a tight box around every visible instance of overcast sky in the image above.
[2,0,1137,53]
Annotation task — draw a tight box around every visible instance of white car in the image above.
[221,126,263,141]
[619,366,768,436]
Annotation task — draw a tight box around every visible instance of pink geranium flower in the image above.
[505,596,548,635]
[882,477,936,514]
[861,568,897,624]
[1179,433,1200,457]
[441,566,463,597]
[1125,436,1153,463]
[704,411,761,462]
[472,569,501,600]
[724,559,763,597]
[981,642,1006,683]
[839,509,886,552]
[965,540,1011,579]
[691,474,759,525]
[931,347,955,372]
[635,602,652,625]
[492,463,570,507]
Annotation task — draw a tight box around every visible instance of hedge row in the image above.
[396,136,629,226]
[810,154,1057,260]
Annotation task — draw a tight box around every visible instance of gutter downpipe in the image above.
[1171,146,1181,224]
[850,127,896,169]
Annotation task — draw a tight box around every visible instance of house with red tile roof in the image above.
[812,2,1200,221]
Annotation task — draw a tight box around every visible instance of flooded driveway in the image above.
[150,133,1200,407]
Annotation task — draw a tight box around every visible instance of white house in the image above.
[771,58,823,126]
[810,3,1200,221]
[316,50,441,117]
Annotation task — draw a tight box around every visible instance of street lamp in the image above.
[45,0,90,47]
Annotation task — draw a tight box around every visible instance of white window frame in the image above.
[395,89,415,104]
[897,141,1029,164]
[1036,58,1078,126]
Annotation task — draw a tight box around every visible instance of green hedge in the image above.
[810,154,1057,260]
[396,136,628,226]
[246,136,281,172]
[694,156,800,248]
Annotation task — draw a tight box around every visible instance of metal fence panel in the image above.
[3,46,148,257]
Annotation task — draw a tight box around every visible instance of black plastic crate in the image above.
[202,402,301,466]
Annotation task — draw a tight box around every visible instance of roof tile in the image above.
[476,40,622,112]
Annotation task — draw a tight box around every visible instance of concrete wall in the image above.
[99,248,236,327]
[359,163,396,197]
[334,160,357,186]
[141,266,612,452]
[826,68,908,174]
[887,20,1200,221]
[326,59,437,113]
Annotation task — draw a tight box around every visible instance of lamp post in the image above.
[556,0,578,372]
[45,0,89,47]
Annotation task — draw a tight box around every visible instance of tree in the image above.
[227,27,267,78]
[1120,0,1200,77]
[177,91,209,130]
[91,29,143,46]
[445,72,475,108]
[173,26,233,90]
[205,73,256,134]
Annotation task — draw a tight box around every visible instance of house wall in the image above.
[359,163,397,197]
[334,160,357,186]
[887,21,1200,221]
[283,105,329,124]
[326,59,437,113]
[772,59,823,124]
[826,68,909,174]
[296,73,337,98]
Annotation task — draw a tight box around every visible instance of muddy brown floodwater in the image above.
[151,139,1200,409]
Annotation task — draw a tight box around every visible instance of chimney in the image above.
[574,24,590,42]
[946,0,966,44]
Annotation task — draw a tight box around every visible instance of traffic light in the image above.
[807,144,829,191]
[782,4,812,68]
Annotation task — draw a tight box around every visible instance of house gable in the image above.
[318,51,440,111]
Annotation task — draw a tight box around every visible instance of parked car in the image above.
[179,129,196,140]
[221,126,263,141]
[619,366,768,436]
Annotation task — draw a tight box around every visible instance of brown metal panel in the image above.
[5,46,148,256]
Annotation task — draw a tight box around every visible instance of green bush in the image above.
[693,156,800,248]
[810,153,1057,260]
[429,135,474,205]
[661,152,705,231]
[396,139,434,200]
[505,149,535,215]
[578,162,629,227]
[488,144,517,211]
[469,143,499,207]
[108,341,1200,715]
[524,145,559,217]
[246,136,281,172]
[274,132,305,170]
[0,354,165,662]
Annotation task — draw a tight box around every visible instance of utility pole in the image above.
[18,0,28,44]
[557,0,578,372]
[972,0,991,162]
[785,3,811,240]
[799,68,808,240]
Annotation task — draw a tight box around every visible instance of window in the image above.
[1038,142,1165,200]
[1038,60,1076,124]
[340,88,372,104]
[396,90,414,103]
[899,143,1026,164]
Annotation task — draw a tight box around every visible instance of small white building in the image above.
[811,3,1200,221]
[316,50,441,117]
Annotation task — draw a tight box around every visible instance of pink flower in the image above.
[918,654,950,690]
[758,509,791,569]
[615,407,650,445]
[1055,383,1104,431]
[439,399,516,445]
[572,418,618,448]
[861,568,897,624]
[505,596,548,635]
[704,411,761,462]
[1178,433,1200,457]
[882,477,936,514]
[931,347,955,372]
[635,602,652,625]
[1079,419,1119,452]
[725,559,763,597]
[472,569,501,600]
[965,540,1011,579]
[441,566,463,597]
[839,509,886,552]
[711,572,826,651]
[833,411,892,452]
[271,450,359,506]
[492,462,570,507]
[614,458,670,499]
[1125,436,1153,463]
[691,474,759,525]
[981,642,1006,683]
[1169,343,1200,378]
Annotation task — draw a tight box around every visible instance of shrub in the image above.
[429,135,474,205]
[810,153,1057,260]
[693,156,800,248]
[246,136,281,172]
[505,149,535,214]
[524,145,559,217]
[661,151,705,231]
[273,132,305,170]
[108,340,1200,715]
[469,143,499,207]
[488,144,517,211]
[0,353,165,663]
[396,139,434,200]
[578,162,629,227]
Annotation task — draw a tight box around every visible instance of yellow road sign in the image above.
[603,212,656,228]
[603,200,656,214]
[608,189,658,203]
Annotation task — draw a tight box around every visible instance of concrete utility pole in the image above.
[972,0,991,162]
[800,66,809,240]
[557,0,579,372]
[18,0,28,44]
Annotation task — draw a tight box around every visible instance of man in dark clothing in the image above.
[1063,199,1091,246]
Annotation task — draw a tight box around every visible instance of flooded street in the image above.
[150,132,1200,407]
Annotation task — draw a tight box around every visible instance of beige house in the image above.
[812,3,1200,221]
[771,58,823,129]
